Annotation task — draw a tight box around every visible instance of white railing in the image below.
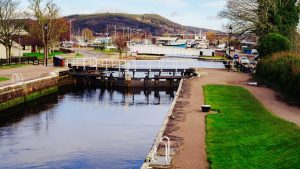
[11,73,24,84]
[151,136,171,165]
[67,58,226,70]
[129,45,215,56]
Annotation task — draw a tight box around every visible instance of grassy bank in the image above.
[204,85,300,169]
[0,64,27,69]
[0,77,9,82]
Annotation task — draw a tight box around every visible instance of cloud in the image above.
[206,15,222,21]
[203,0,226,8]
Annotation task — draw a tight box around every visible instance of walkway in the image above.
[0,65,67,87]
[169,68,300,169]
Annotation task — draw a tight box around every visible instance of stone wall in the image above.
[0,73,75,111]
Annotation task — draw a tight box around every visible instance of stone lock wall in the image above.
[0,73,74,111]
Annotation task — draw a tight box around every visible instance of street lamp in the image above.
[228,25,233,57]
[44,23,49,67]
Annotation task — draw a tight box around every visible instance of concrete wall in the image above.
[0,73,75,111]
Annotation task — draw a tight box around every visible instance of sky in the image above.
[20,0,227,31]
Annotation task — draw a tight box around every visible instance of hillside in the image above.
[66,13,220,36]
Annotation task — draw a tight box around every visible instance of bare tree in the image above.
[27,0,68,63]
[113,34,127,58]
[0,0,23,65]
[220,0,296,37]
[82,28,94,41]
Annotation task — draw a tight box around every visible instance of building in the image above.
[0,35,42,59]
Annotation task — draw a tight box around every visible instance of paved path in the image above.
[73,48,104,58]
[170,68,300,169]
[0,65,67,87]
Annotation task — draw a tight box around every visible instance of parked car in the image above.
[251,49,258,55]
[239,56,250,64]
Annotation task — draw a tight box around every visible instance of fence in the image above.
[129,45,216,57]
[66,58,226,70]
[0,57,44,66]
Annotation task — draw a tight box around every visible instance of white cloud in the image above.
[203,0,226,8]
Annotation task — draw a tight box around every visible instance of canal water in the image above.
[0,86,175,169]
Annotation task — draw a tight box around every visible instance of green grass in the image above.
[0,77,9,82]
[0,64,27,69]
[204,85,300,169]
[23,52,65,59]
[95,49,118,55]
[75,53,84,58]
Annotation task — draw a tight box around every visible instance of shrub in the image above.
[255,52,300,101]
[258,33,291,57]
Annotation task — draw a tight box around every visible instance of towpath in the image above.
[0,65,67,87]
[170,68,300,169]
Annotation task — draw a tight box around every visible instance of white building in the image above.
[0,30,42,59]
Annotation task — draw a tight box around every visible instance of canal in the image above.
[0,86,175,169]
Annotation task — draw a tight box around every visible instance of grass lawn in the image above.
[204,85,300,169]
[0,77,9,82]
[23,52,65,59]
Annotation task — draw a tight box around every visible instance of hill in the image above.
[66,13,221,36]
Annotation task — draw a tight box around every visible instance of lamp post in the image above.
[44,24,49,67]
[228,26,233,57]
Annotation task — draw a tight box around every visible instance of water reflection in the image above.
[0,85,175,169]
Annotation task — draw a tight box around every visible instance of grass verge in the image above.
[0,77,9,82]
[0,64,27,69]
[204,85,300,169]
[23,52,65,59]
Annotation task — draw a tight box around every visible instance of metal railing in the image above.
[11,73,24,84]
[151,136,171,165]
[67,58,226,70]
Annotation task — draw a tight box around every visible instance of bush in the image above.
[255,52,300,101]
[258,33,291,57]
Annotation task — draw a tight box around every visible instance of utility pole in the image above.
[18,37,21,57]
[228,26,233,57]
[114,25,117,40]
[44,24,49,67]
[106,25,109,37]
[69,20,72,42]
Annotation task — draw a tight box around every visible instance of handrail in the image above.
[67,58,226,70]
[160,136,170,159]
[152,140,170,164]
[11,73,24,84]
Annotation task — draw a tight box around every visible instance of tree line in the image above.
[221,0,300,57]
[0,0,69,65]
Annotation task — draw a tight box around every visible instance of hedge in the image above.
[255,52,300,101]
[258,33,291,57]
